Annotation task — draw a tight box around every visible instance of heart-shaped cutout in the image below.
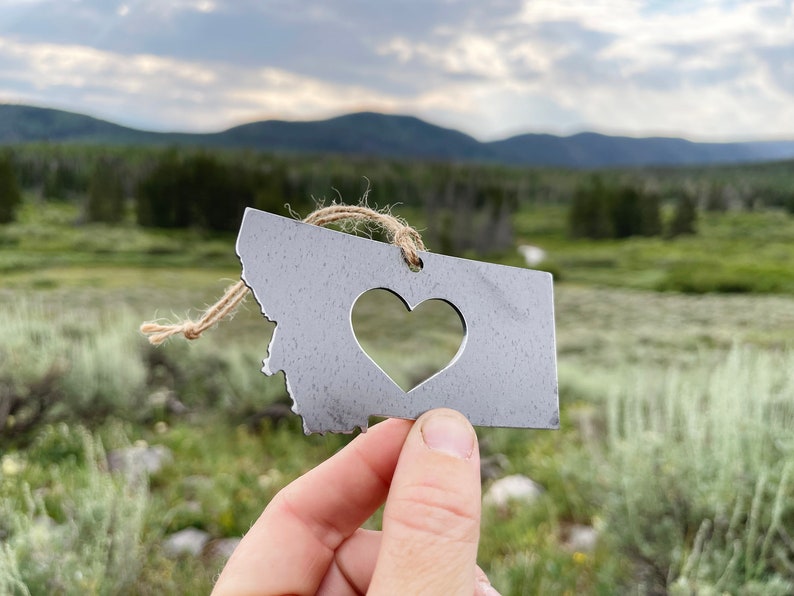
[351,288,466,392]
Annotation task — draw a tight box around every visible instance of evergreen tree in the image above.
[639,191,663,236]
[570,179,663,240]
[136,151,262,231]
[255,163,290,215]
[704,184,728,212]
[85,157,125,223]
[136,151,191,228]
[785,191,794,215]
[568,176,613,239]
[0,153,22,224]
[474,183,515,253]
[610,186,643,238]
[43,160,84,200]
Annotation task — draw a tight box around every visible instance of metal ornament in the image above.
[237,208,559,434]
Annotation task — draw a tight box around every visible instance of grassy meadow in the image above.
[2,161,794,594]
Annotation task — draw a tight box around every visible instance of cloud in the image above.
[379,33,514,81]
[374,0,794,139]
[0,35,465,132]
[0,0,792,140]
[125,0,217,16]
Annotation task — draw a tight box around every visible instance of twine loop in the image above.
[140,203,426,345]
[302,204,425,268]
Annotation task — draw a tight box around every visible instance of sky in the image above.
[1,0,793,141]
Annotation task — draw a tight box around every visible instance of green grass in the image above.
[0,200,238,282]
[352,289,464,390]
[3,199,794,593]
[510,206,794,294]
[4,198,794,295]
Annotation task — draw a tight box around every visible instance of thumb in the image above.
[369,408,482,595]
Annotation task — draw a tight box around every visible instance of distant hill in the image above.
[0,105,161,144]
[217,112,490,161]
[2,104,794,169]
[487,132,794,168]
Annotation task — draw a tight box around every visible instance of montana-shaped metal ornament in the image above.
[237,208,559,434]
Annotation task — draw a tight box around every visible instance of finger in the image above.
[475,566,501,596]
[369,408,482,595]
[213,418,413,596]
[316,529,381,595]
[317,529,500,596]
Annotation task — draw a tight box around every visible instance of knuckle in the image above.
[386,481,480,544]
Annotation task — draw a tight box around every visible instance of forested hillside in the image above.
[3,104,794,168]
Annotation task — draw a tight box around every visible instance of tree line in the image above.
[0,148,532,256]
[568,175,698,239]
[2,145,794,251]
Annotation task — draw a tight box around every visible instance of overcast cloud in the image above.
[0,0,792,140]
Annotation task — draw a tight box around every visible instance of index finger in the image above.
[213,417,413,596]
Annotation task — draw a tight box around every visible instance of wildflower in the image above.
[1,454,24,476]
[572,551,588,565]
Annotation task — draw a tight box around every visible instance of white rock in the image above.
[563,524,599,553]
[107,445,172,482]
[205,537,242,560]
[483,474,543,507]
[163,527,211,558]
[518,245,547,267]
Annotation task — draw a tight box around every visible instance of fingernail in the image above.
[421,411,475,459]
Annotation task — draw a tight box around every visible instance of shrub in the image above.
[0,302,148,440]
[0,425,149,595]
[148,339,289,418]
[0,298,289,442]
[657,262,790,294]
[604,347,794,593]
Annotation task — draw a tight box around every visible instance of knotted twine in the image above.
[139,204,426,346]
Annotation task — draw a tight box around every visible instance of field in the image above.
[2,166,794,594]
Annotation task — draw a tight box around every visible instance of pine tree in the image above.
[136,151,188,228]
[639,191,663,236]
[568,176,613,239]
[0,153,22,224]
[136,151,260,231]
[704,184,728,212]
[85,157,125,223]
[610,186,643,238]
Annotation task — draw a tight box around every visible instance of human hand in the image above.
[212,408,499,595]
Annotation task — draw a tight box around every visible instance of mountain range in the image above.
[2,104,793,169]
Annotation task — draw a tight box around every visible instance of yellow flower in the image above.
[1,454,23,476]
[572,551,588,565]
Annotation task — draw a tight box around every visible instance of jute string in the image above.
[140,204,426,346]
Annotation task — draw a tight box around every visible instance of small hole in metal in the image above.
[403,254,423,272]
